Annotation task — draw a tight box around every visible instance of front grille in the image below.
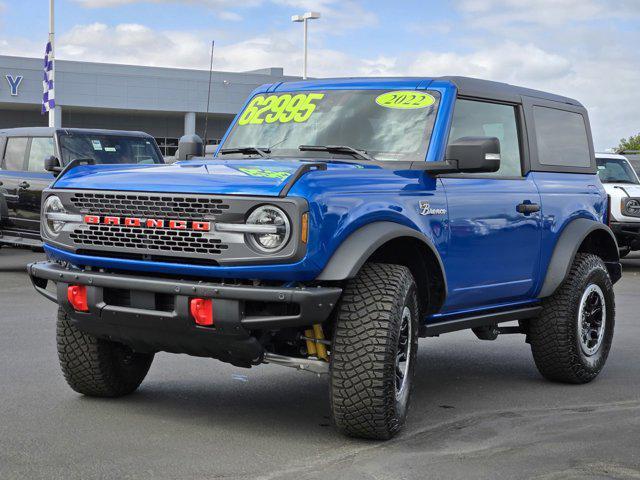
[70,225,228,255]
[69,192,230,220]
[53,189,304,265]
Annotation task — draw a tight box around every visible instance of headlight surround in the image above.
[245,205,291,253]
[623,198,640,218]
[43,195,67,236]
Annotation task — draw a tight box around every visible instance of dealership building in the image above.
[0,55,299,156]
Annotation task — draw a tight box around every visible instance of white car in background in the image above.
[597,152,640,257]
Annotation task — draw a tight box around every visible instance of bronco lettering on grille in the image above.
[83,215,211,231]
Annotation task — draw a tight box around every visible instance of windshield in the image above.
[59,133,164,165]
[220,89,441,162]
[596,157,639,184]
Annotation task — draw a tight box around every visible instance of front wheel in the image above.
[528,254,615,384]
[330,263,419,440]
[57,308,154,397]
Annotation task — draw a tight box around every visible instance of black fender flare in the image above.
[538,218,620,298]
[316,221,448,292]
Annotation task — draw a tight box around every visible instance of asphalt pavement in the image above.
[1,246,639,480]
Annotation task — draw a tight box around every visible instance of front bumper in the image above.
[610,221,640,249]
[28,261,341,366]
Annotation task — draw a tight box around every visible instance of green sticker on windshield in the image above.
[375,91,435,109]
[237,93,325,126]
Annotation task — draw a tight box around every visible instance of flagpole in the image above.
[48,0,55,128]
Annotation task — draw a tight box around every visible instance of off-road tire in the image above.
[57,308,154,397]
[529,254,615,384]
[330,263,419,440]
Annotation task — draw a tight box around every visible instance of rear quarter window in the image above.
[533,106,591,168]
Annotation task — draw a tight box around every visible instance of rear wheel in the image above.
[330,263,419,440]
[528,254,615,383]
[57,308,154,397]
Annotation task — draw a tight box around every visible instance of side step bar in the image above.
[0,233,43,248]
[420,306,542,337]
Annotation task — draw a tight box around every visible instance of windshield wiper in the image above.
[299,145,375,162]
[219,147,270,158]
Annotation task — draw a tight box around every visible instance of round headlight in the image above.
[43,195,66,236]
[246,205,291,253]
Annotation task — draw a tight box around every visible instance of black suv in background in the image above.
[0,128,164,248]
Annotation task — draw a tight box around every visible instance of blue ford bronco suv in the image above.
[28,77,621,440]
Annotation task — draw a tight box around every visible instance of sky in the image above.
[0,0,638,150]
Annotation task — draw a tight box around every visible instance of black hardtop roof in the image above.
[273,75,583,107]
[438,76,582,107]
[0,127,152,137]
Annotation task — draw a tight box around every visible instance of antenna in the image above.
[203,40,215,150]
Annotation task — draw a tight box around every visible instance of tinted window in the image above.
[596,157,639,184]
[3,137,28,171]
[58,134,164,165]
[28,137,55,172]
[448,99,522,177]
[533,106,591,167]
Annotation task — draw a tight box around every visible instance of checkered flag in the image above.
[42,39,55,114]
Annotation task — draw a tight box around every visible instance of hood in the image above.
[603,183,640,198]
[52,158,373,196]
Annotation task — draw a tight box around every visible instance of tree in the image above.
[617,133,640,152]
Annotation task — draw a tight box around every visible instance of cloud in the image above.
[74,0,377,30]
[218,11,242,21]
[404,42,572,83]
[74,0,260,7]
[455,0,640,26]
[55,23,211,68]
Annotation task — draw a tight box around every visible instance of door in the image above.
[0,137,29,230]
[16,137,56,233]
[440,98,542,312]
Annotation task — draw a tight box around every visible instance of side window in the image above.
[532,106,591,168]
[3,137,28,171]
[448,99,522,177]
[28,137,55,172]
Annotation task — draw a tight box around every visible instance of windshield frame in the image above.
[57,132,165,166]
[596,156,640,184]
[217,88,444,165]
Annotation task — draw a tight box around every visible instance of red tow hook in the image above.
[190,298,214,326]
[67,285,89,312]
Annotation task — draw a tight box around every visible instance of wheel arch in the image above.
[316,221,447,316]
[539,218,621,298]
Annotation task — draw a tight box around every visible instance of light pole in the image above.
[291,11,320,79]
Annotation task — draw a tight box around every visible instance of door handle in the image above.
[516,201,540,215]
[18,181,30,189]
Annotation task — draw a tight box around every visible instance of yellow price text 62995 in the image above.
[237,93,325,125]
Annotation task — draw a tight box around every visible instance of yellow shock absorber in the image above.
[304,329,317,357]
[312,324,328,361]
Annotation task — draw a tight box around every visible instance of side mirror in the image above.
[177,134,204,161]
[44,155,62,175]
[422,136,501,174]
